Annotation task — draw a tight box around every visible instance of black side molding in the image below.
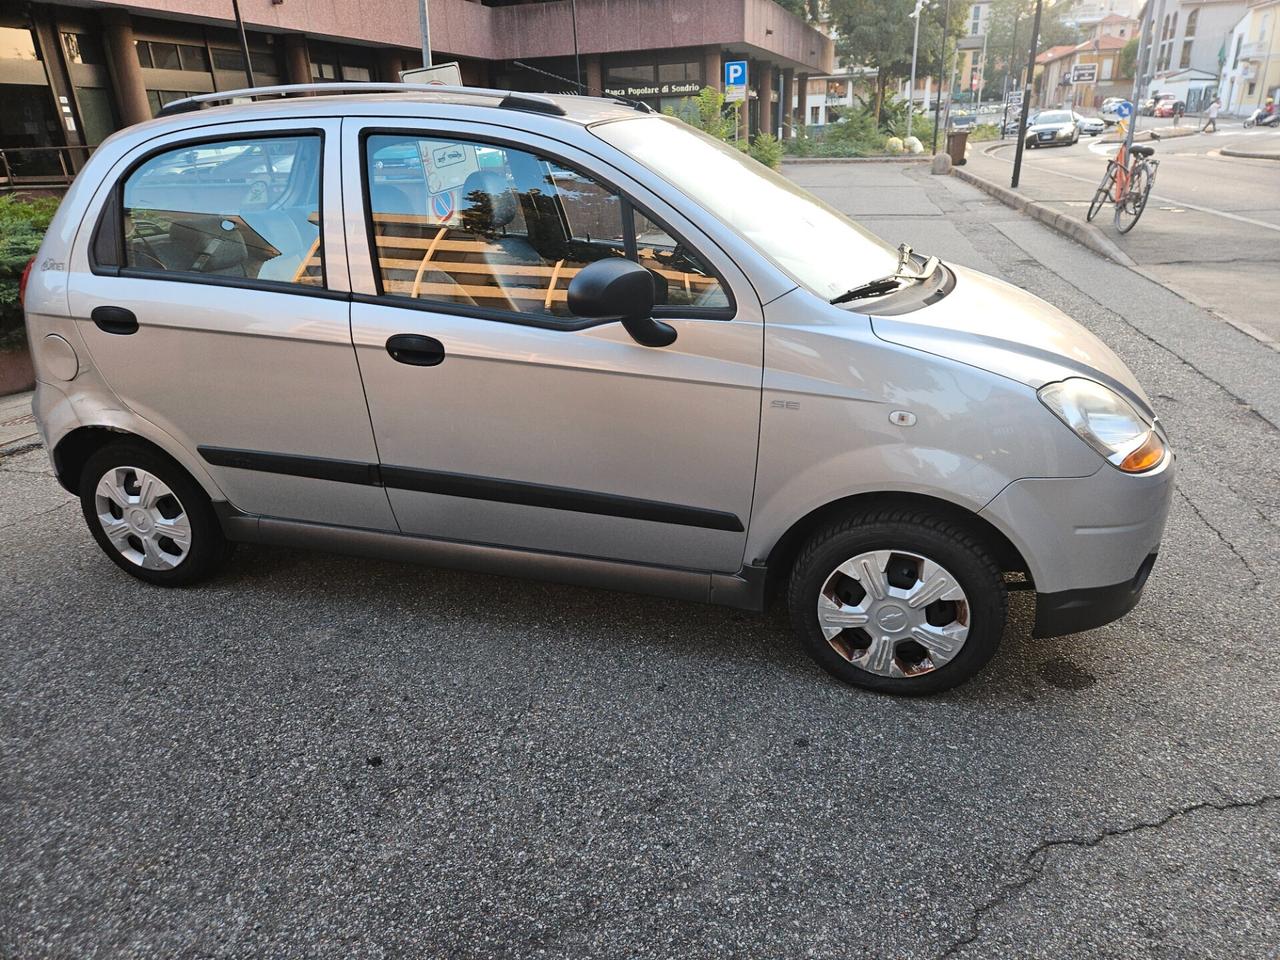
[379,465,744,532]
[197,446,743,533]
[198,446,379,486]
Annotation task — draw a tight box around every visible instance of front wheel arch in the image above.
[764,491,1030,594]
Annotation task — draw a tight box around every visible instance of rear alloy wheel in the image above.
[79,442,230,586]
[788,510,1007,694]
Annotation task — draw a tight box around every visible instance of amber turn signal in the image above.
[1119,432,1165,473]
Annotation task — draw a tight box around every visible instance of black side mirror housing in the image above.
[567,259,677,348]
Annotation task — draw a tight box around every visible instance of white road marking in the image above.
[986,147,1280,234]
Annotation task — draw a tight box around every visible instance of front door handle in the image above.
[386,334,445,366]
[92,305,139,335]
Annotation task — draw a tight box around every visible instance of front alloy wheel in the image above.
[817,550,969,679]
[788,509,1007,694]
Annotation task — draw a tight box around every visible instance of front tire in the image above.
[787,509,1007,695]
[79,442,230,586]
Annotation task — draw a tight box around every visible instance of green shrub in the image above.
[1,194,60,339]
[748,132,784,169]
[968,123,1000,142]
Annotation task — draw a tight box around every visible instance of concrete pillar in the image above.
[757,62,774,138]
[585,54,603,97]
[101,10,150,126]
[796,72,809,130]
[781,68,795,137]
[703,46,722,91]
[282,34,311,85]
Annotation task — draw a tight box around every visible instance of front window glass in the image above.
[121,135,323,287]
[1037,111,1073,123]
[366,134,631,318]
[594,116,899,301]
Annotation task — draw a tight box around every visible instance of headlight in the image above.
[1038,378,1165,473]
[1057,127,1073,138]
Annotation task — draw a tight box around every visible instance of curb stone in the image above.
[949,166,1136,266]
[781,155,931,165]
[1219,147,1280,162]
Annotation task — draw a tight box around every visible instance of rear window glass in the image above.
[121,135,323,288]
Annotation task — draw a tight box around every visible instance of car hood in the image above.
[868,264,1154,416]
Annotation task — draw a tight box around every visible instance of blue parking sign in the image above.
[724,60,748,87]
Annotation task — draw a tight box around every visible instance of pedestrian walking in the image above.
[1202,97,1220,133]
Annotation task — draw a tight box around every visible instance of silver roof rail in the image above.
[157,82,568,118]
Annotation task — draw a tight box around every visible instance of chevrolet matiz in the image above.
[21,83,1174,694]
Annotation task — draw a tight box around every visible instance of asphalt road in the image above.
[3,163,1280,959]
[968,126,1280,341]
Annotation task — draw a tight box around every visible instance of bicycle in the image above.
[1086,140,1159,234]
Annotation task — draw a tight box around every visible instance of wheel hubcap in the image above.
[93,466,191,570]
[816,549,970,679]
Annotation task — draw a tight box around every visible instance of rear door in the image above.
[68,119,395,530]
[343,119,763,572]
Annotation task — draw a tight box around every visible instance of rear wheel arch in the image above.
[53,427,219,501]
[764,491,1030,588]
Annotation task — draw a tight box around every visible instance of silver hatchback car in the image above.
[23,84,1174,694]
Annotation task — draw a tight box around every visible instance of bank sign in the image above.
[603,81,703,99]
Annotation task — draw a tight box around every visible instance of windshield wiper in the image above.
[830,243,941,305]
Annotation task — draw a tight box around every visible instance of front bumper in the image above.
[1033,552,1157,638]
[980,450,1174,635]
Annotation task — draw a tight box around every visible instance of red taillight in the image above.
[18,256,35,308]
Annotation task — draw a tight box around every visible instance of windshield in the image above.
[1037,111,1073,124]
[593,116,899,301]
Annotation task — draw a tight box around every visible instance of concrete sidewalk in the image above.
[963,140,1280,348]
[0,391,38,454]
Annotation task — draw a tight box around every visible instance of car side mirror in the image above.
[567,259,677,348]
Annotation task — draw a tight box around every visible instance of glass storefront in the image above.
[603,56,703,105]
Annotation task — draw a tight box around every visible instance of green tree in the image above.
[981,0,1082,100]
[1118,36,1138,78]
[828,0,965,121]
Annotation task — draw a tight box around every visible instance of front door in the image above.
[68,120,395,530]
[344,122,762,572]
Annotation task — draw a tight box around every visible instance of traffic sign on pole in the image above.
[724,60,748,103]
[1071,63,1098,84]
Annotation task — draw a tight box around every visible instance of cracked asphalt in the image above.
[3,163,1279,959]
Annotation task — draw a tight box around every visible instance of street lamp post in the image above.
[1010,0,1043,188]
[907,0,929,140]
[932,0,951,154]
[419,0,432,68]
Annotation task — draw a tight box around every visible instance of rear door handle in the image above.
[386,334,445,366]
[92,305,139,335]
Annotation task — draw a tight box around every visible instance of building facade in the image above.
[1219,0,1280,112]
[1,0,832,186]
[1140,0,1246,106]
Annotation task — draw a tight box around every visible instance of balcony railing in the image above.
[0,145,94,190]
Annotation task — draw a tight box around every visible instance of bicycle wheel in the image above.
[1087,163,1118,222]
[1115,161,1153,233]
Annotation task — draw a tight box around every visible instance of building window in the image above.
[62,32,105,66]
[121,135,324,287]
[145,89,198,116]
[1180,40,1192,68]
[212,47,275,75]
[311,60,337,81]
[1101,58,1114,80]
[810,105,821,124]
[1184,8,1198,37]
[343,64,371,82]
[136,40,212,73]
[0,26,41,61]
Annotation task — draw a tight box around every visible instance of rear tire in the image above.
[786,508,1007,695]
[79,442,230,586]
